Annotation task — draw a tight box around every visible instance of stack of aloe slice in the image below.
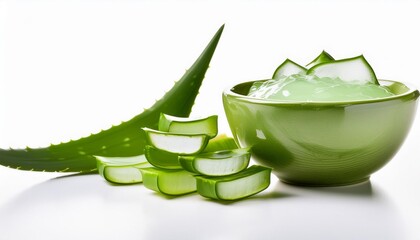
[141,113,272,200]
[95,113,272,201]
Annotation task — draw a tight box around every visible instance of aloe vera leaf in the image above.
[0,25,224,172]
[142,127,210,155]
[306,50,335,68]
[196,165,272,201]
[144,145,182,170]
[141,167,197,195]
[158,113,218,138]
[179,148,250,176]
[202,134,238,153]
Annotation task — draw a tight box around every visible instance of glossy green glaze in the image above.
[223,80,419,186]
[0,25,224,172]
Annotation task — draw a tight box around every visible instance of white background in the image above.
[0,0,419,239]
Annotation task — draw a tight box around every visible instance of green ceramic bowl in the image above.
[223,80,419,186]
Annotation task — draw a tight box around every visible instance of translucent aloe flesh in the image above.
[196,165,272,201]
[0,25,224,172]
[103,164,152,184]
[144,145,182,170]
[272,59,307,79]
[179,148,250,176]
[95,155,152,184]
[142,128,210,155]
[158,113,218,138]
[307,55,379,85]
[141,168,197,195]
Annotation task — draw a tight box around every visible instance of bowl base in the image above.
[279,177,370,187]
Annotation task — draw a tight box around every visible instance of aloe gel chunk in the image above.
[142,127,210,155]
[179,148,250,176]
[196,165,272,201]
[95,155,152,184]
[141,168,197,195]
[159,113,218,138]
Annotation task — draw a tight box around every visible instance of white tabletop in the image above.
[1,1,420,239]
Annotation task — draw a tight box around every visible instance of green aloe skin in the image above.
[0,25,224,172]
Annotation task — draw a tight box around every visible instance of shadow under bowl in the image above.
[223,80,419,186]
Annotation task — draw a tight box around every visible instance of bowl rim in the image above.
[223,79,419,106]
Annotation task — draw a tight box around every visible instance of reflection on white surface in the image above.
[0,174,405,240]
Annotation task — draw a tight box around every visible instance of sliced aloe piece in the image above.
[196,165,272,201]
[179,148,250,176]
[144,145,182,169]
[95,155,152,184]
[159,113,218,138]
[142,127,210,155]
[307,55,379,85]
[202,134,238,153]
[272,59,307,79]
[306,50,335,68]
[141,168,197,195]
[95,155,148,176]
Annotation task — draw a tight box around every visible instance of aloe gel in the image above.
[250,53,395,102]
[249,74,394,102]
